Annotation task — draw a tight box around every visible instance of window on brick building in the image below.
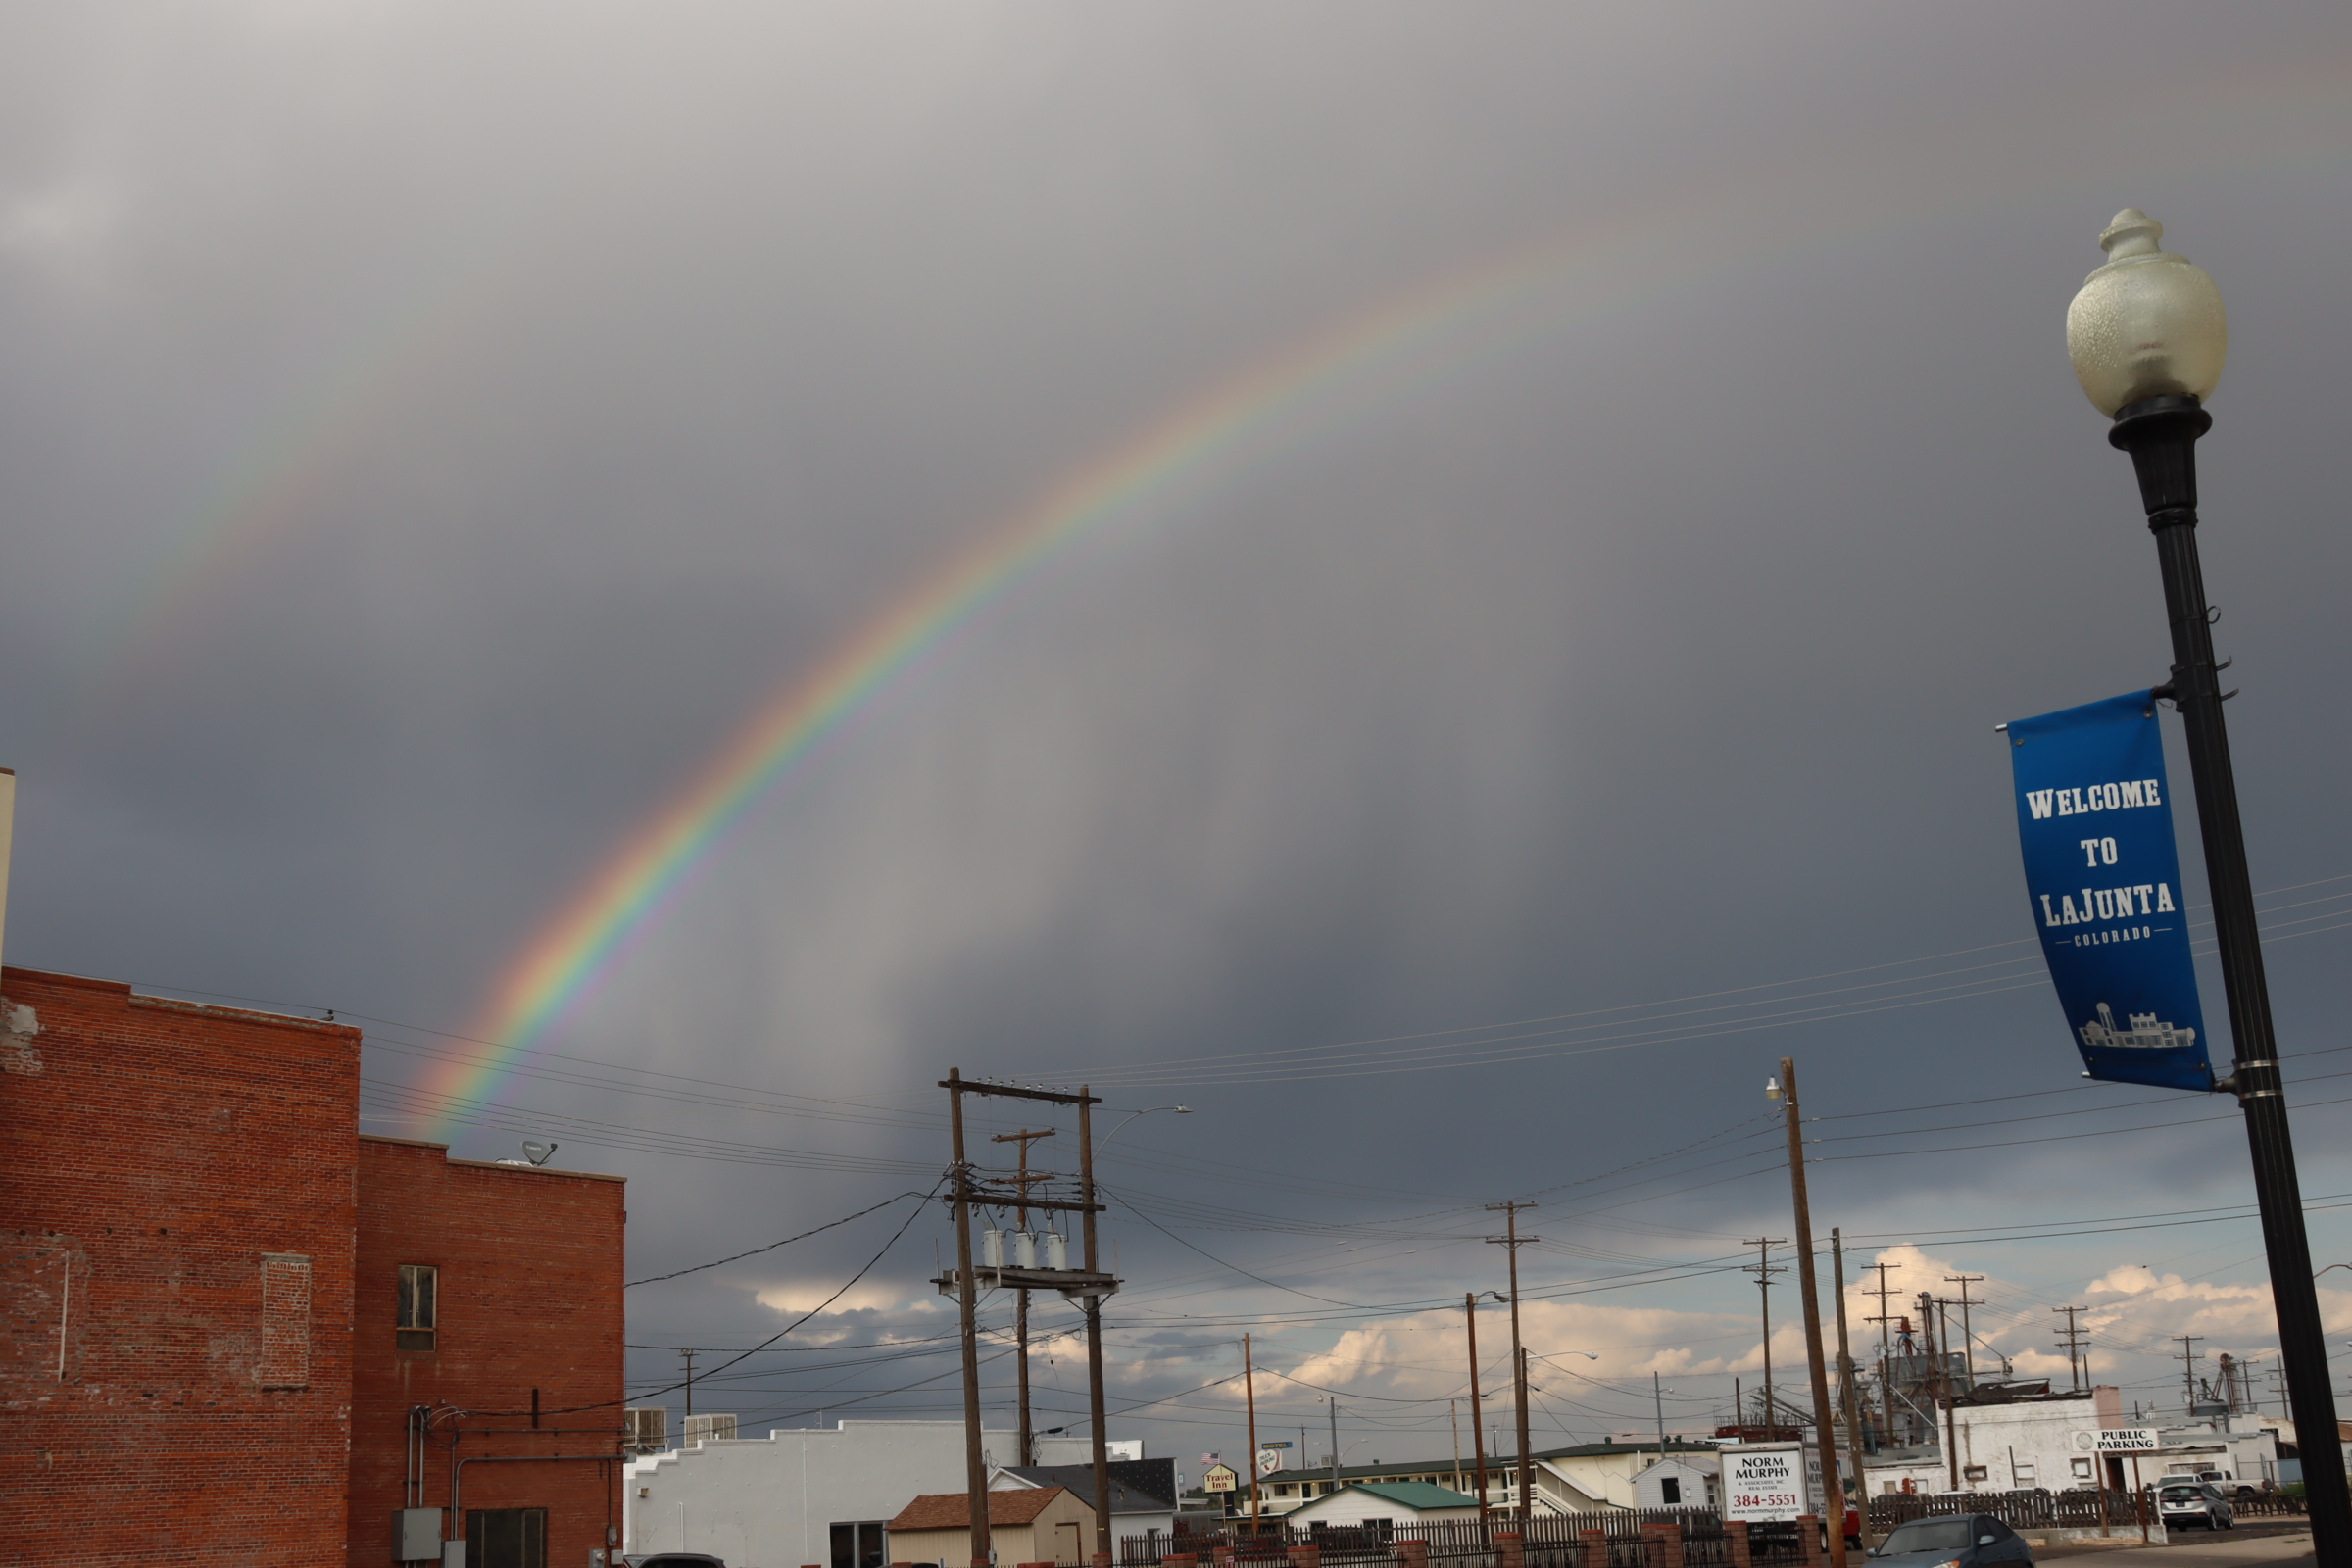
[466,1508,545,1568]
[398,1263,438,1350]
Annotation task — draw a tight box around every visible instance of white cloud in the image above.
[753,1280,924,1316]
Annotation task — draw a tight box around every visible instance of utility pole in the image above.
[1245,1333,1262,1535]
[1487,1201,1539,1524]
[1078,1088,1111,1563]
[1833,1229,1873,1550]
[2052,1306,2090,1393]
[1773,1059,1846,1568]
[1654,1369,1668,1457]
[1923,1294,1956,1492]
[2177,1337,2205,1417]
[679,1348,697,1423]
[1865,1262,1899,1447]
[1452,1398,1464,1495]
[1743,1237,1788,1435]
[1464,1292,1491,1523]
[991,1126,1055,1468]
[1328,1396,1341,1498]
[945,1070,991,1568]
[1943,1275,1984,1394]
[939,1073,1114,1568]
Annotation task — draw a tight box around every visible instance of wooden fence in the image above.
[1869,1484,2304,1534]
[1120,1508,1796,1568]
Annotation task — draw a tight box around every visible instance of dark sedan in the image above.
[1867,1513,2034,1568]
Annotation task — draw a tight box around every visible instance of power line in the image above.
[627,1189,932,1286]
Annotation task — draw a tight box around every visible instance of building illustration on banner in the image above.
[2079,1002,2196,1053]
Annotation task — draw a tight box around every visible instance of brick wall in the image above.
[0,965,362,1566]
[352,1135,626,1568]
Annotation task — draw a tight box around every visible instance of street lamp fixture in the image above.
[2064,208,2348,1560]
[1096,1104,1191,1151]
[2065,209,2228,416]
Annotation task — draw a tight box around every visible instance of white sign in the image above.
[1724,1448,1814,1523]
[1258,1448,1285,1476]
[2091,1428,2161,1453]
[1203,1464,1239,1494]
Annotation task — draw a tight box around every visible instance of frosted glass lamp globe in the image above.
[2066,209,2227,416]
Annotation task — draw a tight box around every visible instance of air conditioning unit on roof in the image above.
[684,1413,738,1445]
[623,1407,667,1452]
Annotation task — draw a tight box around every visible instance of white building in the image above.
[1949,1389,2122,1493]
[1528,1443,1727,1513]
[2146,1416,2281,1490]
[1849,1386,2287,1499]
[1861,1387,2119,1495]
[623,1418,1144,1567]
[1631,1456,1721,1511]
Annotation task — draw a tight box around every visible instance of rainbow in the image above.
[423,76,2352,1130]
[77,214,568,709]
[427,214,1671,1125]
[77,47,2319,1135]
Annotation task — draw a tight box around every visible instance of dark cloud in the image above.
[4,1,2351,1451]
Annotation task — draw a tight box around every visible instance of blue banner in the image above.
[2007,691,2212,1092]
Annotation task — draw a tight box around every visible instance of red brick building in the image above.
[0,964,626,1568]
[352,1135,626,1568]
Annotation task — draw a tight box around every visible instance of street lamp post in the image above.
[2066,208,2351,1562]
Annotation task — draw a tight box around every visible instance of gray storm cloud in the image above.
[3,0,2350,1444]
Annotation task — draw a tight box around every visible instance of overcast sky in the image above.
[7,2,2352,1467]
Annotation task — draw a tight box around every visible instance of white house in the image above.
[623,1418,1146,1567]
[1631,1455,1720,1511]
[1284,1482,1483,1526]
[1528,1443,1726,1513]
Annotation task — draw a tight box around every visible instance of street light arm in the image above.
[1096,1104,1192,1152]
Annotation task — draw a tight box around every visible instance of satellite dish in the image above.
[522,1140,559,1166]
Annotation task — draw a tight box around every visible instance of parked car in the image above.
[2157,1482,2235,1531]
[1865,1512,2034,1567]
[626,1556,728,1568]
